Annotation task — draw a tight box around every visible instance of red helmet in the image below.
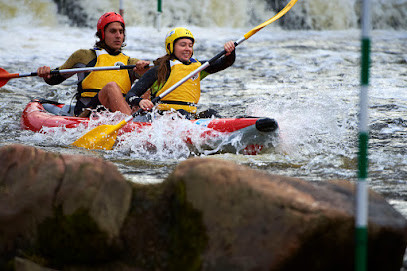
[97,12,125,40]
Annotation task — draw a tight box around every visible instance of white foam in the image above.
[1,0,406,30]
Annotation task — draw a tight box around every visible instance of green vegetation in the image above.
[124,180,208,271]
[167,180,208,270]
[34,205,119,268]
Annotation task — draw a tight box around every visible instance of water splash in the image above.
[113,112,238,160]
[245,91,357,179]
[17,110,128,147]
[17,108,267,160]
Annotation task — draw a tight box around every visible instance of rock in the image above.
[0,144,132,268]
[14,257,58,271]
[120,179,209,271]
[0,144,64,255]
[167,157,407,271]
[54,154,131,239]
[1,145,406,271]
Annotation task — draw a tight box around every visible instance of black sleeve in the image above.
[125,66,159,106]
[203,50,236,74]
[44,69,67,85]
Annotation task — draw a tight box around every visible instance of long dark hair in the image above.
[154,54,174,89]
[94,22,126,50]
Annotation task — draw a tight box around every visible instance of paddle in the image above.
[71,0,298,150]
[0,65,139,88]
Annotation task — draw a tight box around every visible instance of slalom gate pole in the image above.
[156,0,162,31]
[119,0,124,16]
[356,0,371,270]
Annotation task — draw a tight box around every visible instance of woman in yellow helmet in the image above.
[125,27,235,118]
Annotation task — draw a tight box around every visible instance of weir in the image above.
[1,0,406,29]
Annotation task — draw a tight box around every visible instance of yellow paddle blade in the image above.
[244,0,298,40]
[71,119,128,150]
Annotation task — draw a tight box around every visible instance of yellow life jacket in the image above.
[80,49,132,97]
[155,59,201,113]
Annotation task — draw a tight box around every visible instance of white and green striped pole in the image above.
[356,0,371,270]
[119,0,124,17]
[156,0,162,31]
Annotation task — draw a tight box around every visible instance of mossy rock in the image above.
[32,205,120,268]
[121,181,208,271]
[167,179,208,270]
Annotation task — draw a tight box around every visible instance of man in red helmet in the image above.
[37,12,150,116]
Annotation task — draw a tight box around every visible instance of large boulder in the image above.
[166,157,407,271]
[0,144,132,268]
[0,144,64,256]
[0,145,406,271]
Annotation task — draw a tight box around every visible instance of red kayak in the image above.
[21,99,279,155]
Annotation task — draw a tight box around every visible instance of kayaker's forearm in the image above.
[126,67,158,105]
[126,96,142,107]
[44,74,66,85]
[204,50,236,74]
[126,81,152,105]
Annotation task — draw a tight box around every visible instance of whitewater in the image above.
[0,3,407,265]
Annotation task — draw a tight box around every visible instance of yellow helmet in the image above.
[165,27,195,55]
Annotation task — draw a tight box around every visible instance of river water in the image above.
[1,0,407,266]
